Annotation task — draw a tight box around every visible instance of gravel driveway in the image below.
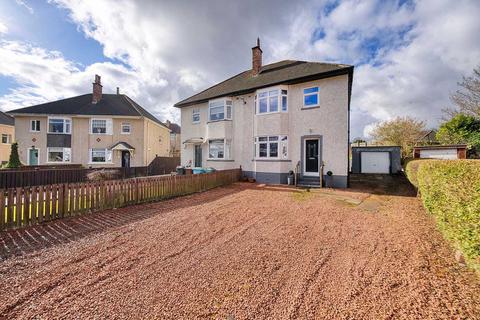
[0,177,479,319]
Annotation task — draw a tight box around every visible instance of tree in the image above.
[7,142,21,168]
[436,114,480,157]
[369,116,426,158]
[444,66,480,119]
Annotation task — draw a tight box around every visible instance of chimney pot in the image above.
[252,37,262,76]
[92,74,103,104]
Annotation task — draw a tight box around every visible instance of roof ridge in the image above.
[122,94,170,130]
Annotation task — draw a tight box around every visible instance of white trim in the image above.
[30,119,41,132]
[254,135,288,160]
[90,118,113,135]
[89,148,113,163]
[121,122,131,134]
[303,138,320,177]
[192,108,200,124]
[46,147,71,163]
[27,147,40,165]
[1,134,12,144]
[208,98,232,122]
[208,138,230,160]
[303,86,320,108]
[47,116,71,134]
[256,86,288,115]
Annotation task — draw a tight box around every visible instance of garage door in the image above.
[419,149,458,159]
[361,152,390,174]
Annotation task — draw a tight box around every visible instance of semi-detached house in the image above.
[8,76,170,168]
[175,39,354,187]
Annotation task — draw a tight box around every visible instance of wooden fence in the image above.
[0,169,241,232]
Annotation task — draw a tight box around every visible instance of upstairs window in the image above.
[303,87,320,107]
[257,89,287,114]
[1,134,12,144]
[48,118,71,134]
[192,108,200,123]
[208,99,232,121]
[90,119,112,134]
[121,122,131,134]
[30,120,40,132]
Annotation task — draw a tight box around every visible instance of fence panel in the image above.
[0,169,241,232]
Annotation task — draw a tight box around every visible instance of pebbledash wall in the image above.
[180,74,350,187]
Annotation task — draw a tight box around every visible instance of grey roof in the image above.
[175,60,353,107]
[0,111,14,126]
[7,94,167,128]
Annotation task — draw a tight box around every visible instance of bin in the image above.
[176,166,185,175]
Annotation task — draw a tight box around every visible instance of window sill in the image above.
[88,162,114,165]
[90,133,112,135]
[252,159,291,162]
[120,132,131,135]
[207,119,232,124]
[46,161,71,164]
[256,111,287,115]
[47,132,71,135]
[301,106,320,110]
[206,159,235,162]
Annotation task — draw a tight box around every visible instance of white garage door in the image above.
[361,152,390,174]
[419,149,458,159]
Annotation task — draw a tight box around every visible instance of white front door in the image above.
[361,152,390,174]
[303,139,320,176]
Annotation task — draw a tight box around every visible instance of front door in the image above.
[121,151,131,168]
[29,148,39,165]
[194,145,202,167]
[304,139,319,176]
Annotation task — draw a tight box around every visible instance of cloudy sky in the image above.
[0,0,479,138]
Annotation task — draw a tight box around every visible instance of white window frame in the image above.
[208,139,231,160]
[208,98,232,122]
[303,86,320,108]
[1,134,11,144]
[192,108,200,124]
[46,147,71,163]
[121,122,131,134]
[89,148,113,164]
[90,118,112,135]
[30,120,41,132]
[48,117,71,134]
[256,87,288,114]
[254,135,288,160]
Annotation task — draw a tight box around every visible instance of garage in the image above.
[419,149,457,159]
[413,145,467,160]
[351,146,402,175]
[361,152,390,173]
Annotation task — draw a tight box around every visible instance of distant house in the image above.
[175,39,353,187]
[165,120,181,157]
[416,129,438,145]
[8,75,171,167]
[0,111,15,165]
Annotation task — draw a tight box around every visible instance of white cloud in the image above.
[15,0,34,14]
[0,21,7,34]
[0,0,479,136]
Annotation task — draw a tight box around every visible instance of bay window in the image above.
[48,117,71,134]
[47,147,71,162]
[90,148,112,163]
[255,135,288,159]
[303,87,320,107]
[257,88,287,114]
[208,99,232,121]
[208,139,231,159]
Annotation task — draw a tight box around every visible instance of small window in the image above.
[30,120,40,132]
[255,135,288,159]
[192,109,200,123]
[91,119,107,134]
[281,90,288,111]
[121,123,131,134]
[47,147,71,162]
[1,134,11,144]
[208,139,225,159]
[48,118,71,134]
[303,87,319,107]
[90,148,112,163]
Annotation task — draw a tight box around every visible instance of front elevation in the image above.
[175,40,353,188]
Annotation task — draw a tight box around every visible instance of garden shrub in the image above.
[406,159,480,272]
[87,169,121,181]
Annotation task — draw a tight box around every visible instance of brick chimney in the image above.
[92,74,102,104]
[252,38,262,76]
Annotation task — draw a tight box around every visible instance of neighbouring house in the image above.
[165,120,181,157]
[416,129,438,145]
[413,144,467,159]
[0,111,15,165]
[175,39,353,187]
[8,75,171,167]
[351,146,402,174]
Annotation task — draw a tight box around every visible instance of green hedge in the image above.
[406,159,480,272]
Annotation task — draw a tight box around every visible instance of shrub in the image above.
[7,143,21,168]
[406,159,480,272]
[87,169,121,181]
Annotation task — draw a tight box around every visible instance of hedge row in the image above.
[405,160,480,272]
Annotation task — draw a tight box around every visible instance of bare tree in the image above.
[370,117,426,158]
[444,66,480,118]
